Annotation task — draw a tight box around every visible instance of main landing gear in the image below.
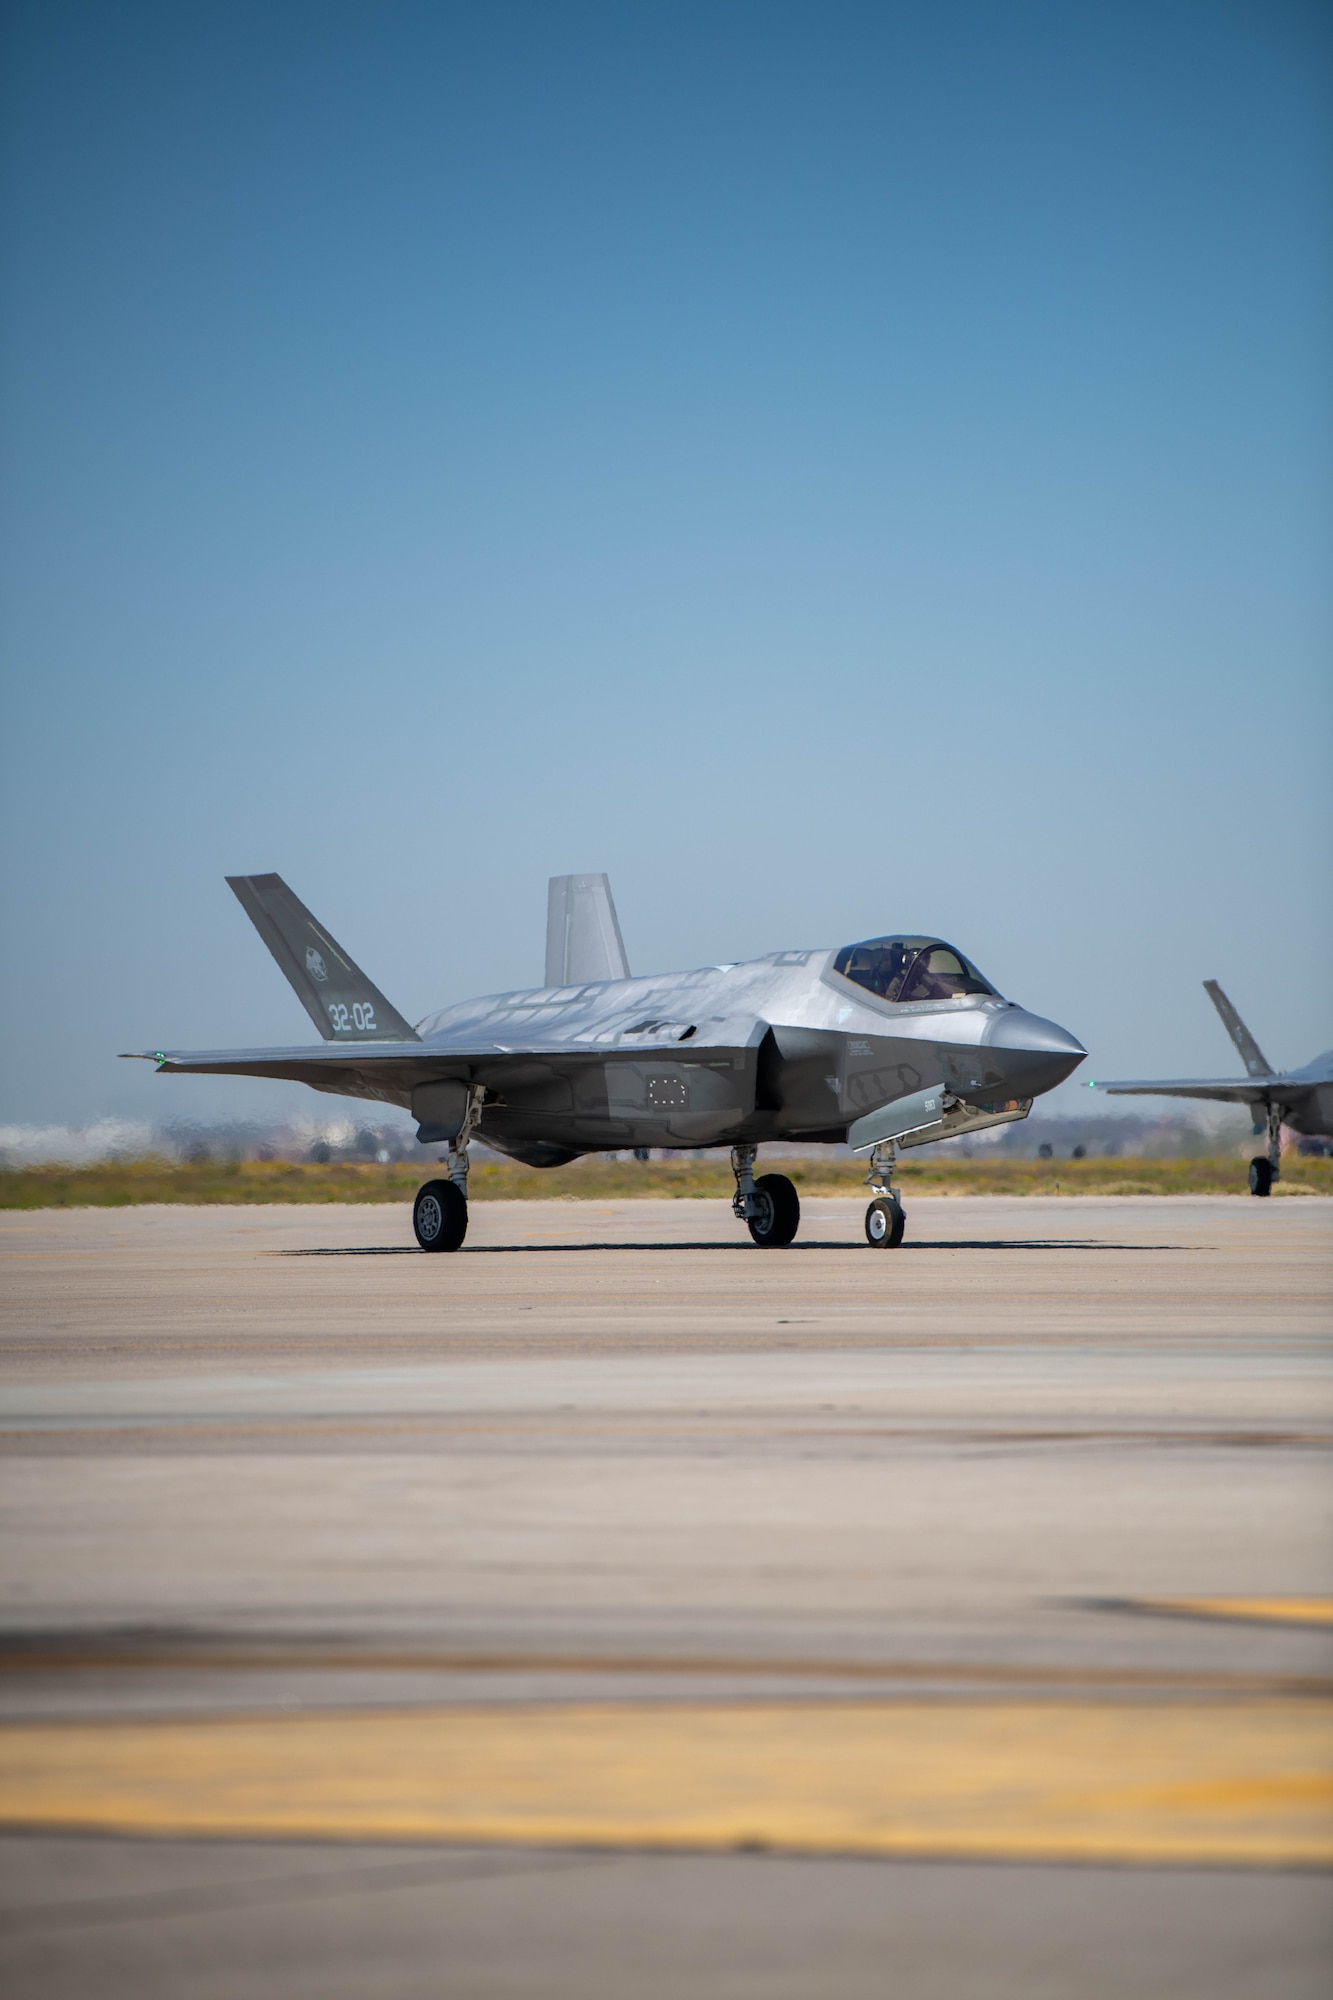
[413,1088,484,1251]
[413,1179,467,1251]
[731,1145,801,1247]
[1248,1105,1284,1198]
[863,1142,906,1248]
[728,1143,909,1250]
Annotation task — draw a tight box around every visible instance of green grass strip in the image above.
[2,1154,1330,1208]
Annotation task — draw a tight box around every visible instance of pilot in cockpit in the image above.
[833,937,997,1006]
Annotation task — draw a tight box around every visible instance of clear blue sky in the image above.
[1,0,1329,1129]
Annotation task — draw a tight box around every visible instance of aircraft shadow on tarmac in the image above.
[276,1240,1186,1256]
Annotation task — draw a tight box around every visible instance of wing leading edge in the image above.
[1094,1076,1288,1103]
[122,1030,752,1110]
[121,1041,445,1110]
[1094,979,1318,1109]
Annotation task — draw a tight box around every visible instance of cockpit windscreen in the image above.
[832,936,998,1004]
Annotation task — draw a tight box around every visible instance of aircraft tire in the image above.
[413,1179,468,1251]
[1248,1157,1274,1198]
[865,1196,906,1247]
[746,1173,800,1247]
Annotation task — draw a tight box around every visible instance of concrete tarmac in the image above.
[0,1195,1330,1996]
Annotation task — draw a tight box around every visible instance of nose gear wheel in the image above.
[860,1139,907,1247]
[865,1195,906,1247]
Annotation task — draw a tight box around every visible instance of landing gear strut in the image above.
[864,1142,906,1247]
[1249,1104,1283,1198]
[413,1087,485,1251]
[731,1145,800,1247]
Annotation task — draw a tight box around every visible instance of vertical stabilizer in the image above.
[1203,980,1272,1078]
[545,874,630,987]
[228,874,419,1042]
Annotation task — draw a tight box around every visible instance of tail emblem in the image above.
[305,948,328,982]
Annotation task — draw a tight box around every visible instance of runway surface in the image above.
[1,1195,1330,1996]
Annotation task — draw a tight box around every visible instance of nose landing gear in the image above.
[864,1142,906,1248]
[866,1195,905,1247]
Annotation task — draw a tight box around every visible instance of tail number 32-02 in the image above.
[328,1002,377,1033]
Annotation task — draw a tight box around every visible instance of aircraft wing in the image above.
[122,1033,744,1104]
[123,1042,464,1102]
[1093,1075,1313,1105]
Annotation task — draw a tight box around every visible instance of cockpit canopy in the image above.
[832,936,998,1005]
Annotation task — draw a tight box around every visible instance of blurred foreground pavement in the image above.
[0,1196,1330,1997]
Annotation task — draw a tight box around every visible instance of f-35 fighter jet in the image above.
[127,873,1086,1250]
[1092,981,1333,1195]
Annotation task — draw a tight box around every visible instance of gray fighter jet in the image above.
[126,873,1086,1250]
[1092,981,1333,1195]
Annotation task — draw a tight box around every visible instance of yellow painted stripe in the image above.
[1137,1599,1333,1629]
[1,1701,1330,1866]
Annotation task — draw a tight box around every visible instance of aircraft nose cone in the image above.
[982,1007,1086,1096]
[984,1008,1087,1060]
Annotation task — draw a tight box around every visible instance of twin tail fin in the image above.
[227,874,419,1043]
[1203,979,1273,1078]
